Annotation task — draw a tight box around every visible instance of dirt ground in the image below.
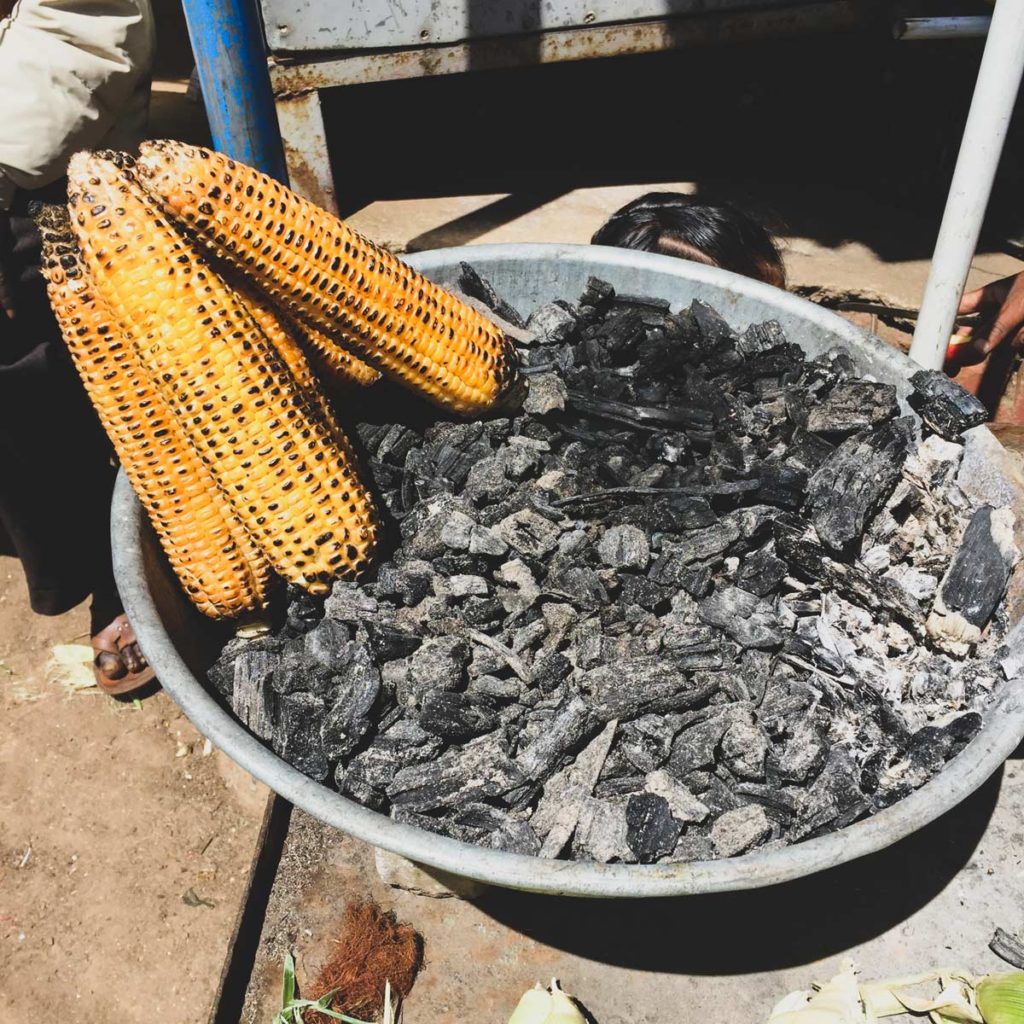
[3,22,1024,1024]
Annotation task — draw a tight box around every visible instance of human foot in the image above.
[91,615,155,695]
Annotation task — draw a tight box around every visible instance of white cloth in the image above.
[0,0,154,209]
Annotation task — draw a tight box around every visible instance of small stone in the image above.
[711,805,772,857]
[597,524,650,570]
[644,769,710,823]
[468,525,509,557]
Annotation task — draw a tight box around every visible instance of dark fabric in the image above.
[0,186,123,630]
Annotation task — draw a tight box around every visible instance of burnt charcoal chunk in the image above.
[597,524,650,570]
[753,464,808,510]
[793,746,870,838]
[394,636,472,707]
[775,521,925,633]
[579,658,719,720]
[272,644,332,697]
[767,717,827,784]
[806,380,899,435]
[698,587,785,649]
[229,647,279,740]
[516,695,597,781]
[494,509,561,558]
[531,652,571,693]
[545,566,609,611]
[458,262,526,327]
[910,369,988,439]
[388,733,527,812]
[610,496,717,533]
[668,713,732,776]
[736,549,789,597]
[364,621,421,662]
[806,417,915,551]
[303,618,353,666]
[785,429,836,475]
[274,692,329,781]
[626,793,683,862]
[720,711,769,780]
[619,574,672,610]
[691,299,737,351]
[931,506,1018,637]
[579,275,616,311]
[644,769,710,822]
[320,647,381,759]
[711,805,772,857]
[339,722,443,805]
[487,819,542,855]
[526,302,579,344]
[740,319,787,356]
[572,797,634,863]
[324,582,378,624]
[419,690,499,742]
[618,715,678,773]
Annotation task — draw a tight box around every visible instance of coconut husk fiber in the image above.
[310,899,423,1021]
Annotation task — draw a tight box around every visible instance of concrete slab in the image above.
[238,753,1024,1024]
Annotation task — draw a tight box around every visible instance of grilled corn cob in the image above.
[68,151,379,591]
[136,140,521,416]
[38,205,273,617]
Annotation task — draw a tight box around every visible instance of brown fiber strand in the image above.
[310,900,423,1021]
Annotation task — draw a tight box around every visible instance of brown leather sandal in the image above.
[92,615,156,695]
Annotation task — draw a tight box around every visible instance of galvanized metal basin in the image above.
[111,243,1024,897]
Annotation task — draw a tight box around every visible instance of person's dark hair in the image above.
[591,192,786,288]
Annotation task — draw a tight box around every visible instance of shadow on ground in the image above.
[476,768,1002,974]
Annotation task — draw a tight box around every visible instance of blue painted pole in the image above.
[179,0,288,181]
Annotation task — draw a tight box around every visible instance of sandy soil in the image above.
[0,557,267,1024]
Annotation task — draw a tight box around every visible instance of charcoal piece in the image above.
[597,524,650,570]
[679,566,713,598]
[440,510,476,551]
[720,710,769,780]
[619,573,672,611]
[668,712,733,776]
[533,721,617,857]
[767,717,826,784]
[781,635,845,676]
[626,793,683,863]
[711,805,772,857]
[491,508,562,559]
[515,695,597,781]
[359,621,419,664]
[594,775,646,798]
[394,636,471,707]
[610,495,716,533]
[303,618,353,667]
[544,566,609,611]
[460,596,506,626]
[739,649,772,705]
[467,629,530,682]
[805,380,899,435]
[388,733,527,813]
[572,796,635,863]
[579,657,719,721]
[376,562,436,607]
[733,782,800,818]
[229,647,279,741]
[698,587,784,650]
[806,418,915,551]
[579,275,616,311]
[272,644,333,697]
[691,299,736,351]
[990,928,1024,970]
[501,443,543,482]
[644,769,710,823]
[775,521,925,634]
[274,692,329,781]
[320,645,381,759]
[325,582,378,624]
[785,429,836,475]
[419,690,499,742]
[567,389,713,431]
[909,369,987,440]
[736,548,788,597]
[446,574,490,600]
[526,301,579,344]
[531,652,571,693]
[700,774,749,816]
[283,587,325,636]
[391,807,489,844]
[469,674,523,704]
[458,261,526,327]
[928,506,1018,648]
[339,721,443,805]
[487,819,542,855]
[468,524,510,557]
[667,830,716,863]
[494,559,540,615]
[464,454,516,505]
[618,714,678,773]
[740,319,787,356]
[523,372,568,416]
[792,746,870,839]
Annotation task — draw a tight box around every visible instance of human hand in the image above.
[956,272,1024,359]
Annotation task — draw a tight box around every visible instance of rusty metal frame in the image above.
[270,2,868,211]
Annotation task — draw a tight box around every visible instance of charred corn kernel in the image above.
[136,140,521,415]
[37,205,272,618]
[239,289,380,413]
[68,151,379,591]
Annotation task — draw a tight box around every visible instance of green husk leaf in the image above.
[977,972,1024,1024]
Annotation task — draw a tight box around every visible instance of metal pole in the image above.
[909,0,1024,370]
[179,0,288,181]
[894,17,991,42]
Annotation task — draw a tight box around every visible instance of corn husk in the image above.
[977,973,1024,1024]
[508,980,585,1024]
[769,961,865,1024]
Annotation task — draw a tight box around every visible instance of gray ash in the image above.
[208,271,1016,864]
